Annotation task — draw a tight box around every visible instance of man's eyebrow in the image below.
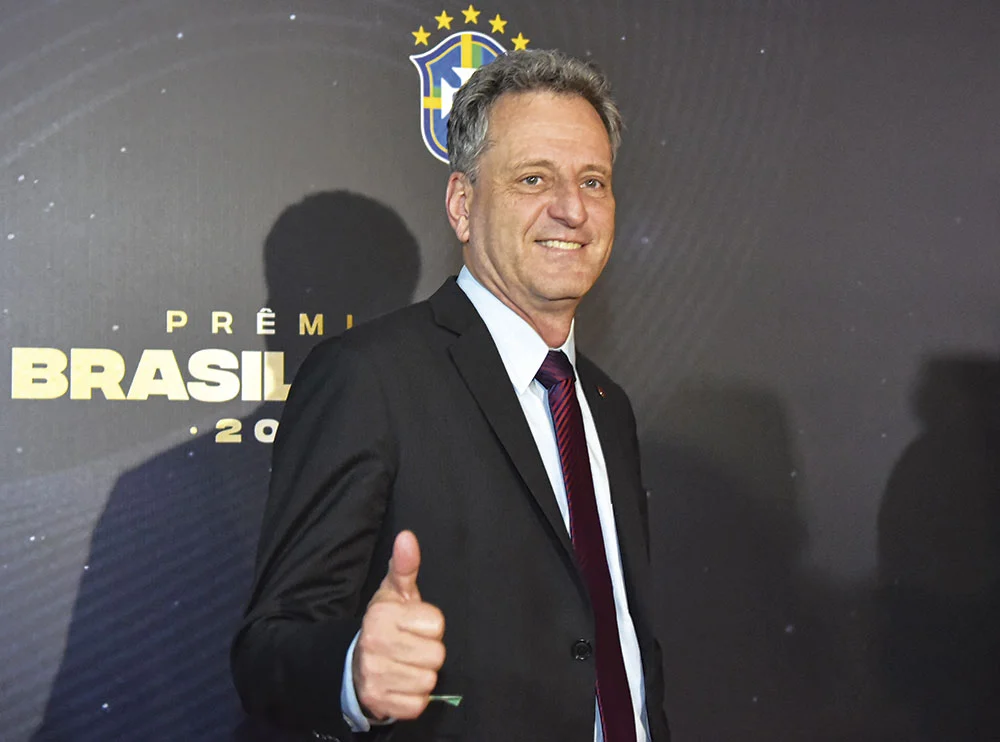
[581,163,613,178]
[509,159,612,178]
[510,158,557,171]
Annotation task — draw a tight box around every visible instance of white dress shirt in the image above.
[342,267,648,740]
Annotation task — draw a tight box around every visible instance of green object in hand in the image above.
[429,694,463,707]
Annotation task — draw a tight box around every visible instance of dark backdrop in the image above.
[2,1,998,740]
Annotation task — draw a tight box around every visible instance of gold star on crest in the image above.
[461,4,481,24]
[434,10,454,30]
[510,31,529,50]
[412,25,431,45]
[488,14,507,33]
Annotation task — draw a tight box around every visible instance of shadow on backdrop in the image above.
[33,192,422,742]
[878,355,1000,741]
[644,379,889,740]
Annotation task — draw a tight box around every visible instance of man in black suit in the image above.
[232,50,669,742]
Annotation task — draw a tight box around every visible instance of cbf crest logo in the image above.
[410,6,530,163]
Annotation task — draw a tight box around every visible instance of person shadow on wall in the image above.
[33,192,422,742]
[878,355,1000,741]
[641,379,845,740]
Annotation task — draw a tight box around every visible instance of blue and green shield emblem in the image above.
[410,31,506,163]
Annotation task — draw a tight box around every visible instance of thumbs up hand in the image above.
[353,531,446,721]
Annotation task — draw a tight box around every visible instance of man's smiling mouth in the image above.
[537,239,584,250]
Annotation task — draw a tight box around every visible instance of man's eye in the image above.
[522,175,541,186]
[583,178,604,189]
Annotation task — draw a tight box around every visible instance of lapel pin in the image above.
[597,385,606,398]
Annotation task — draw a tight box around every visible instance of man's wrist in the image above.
[340,630,396,731]
[340,631,372,732]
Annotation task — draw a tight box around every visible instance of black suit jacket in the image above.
[231,278,669,742]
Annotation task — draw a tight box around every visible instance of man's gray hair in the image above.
[447,49,623,178]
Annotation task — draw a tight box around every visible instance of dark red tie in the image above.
[536,350,637,742]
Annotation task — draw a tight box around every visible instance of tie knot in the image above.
[535,350,575,390]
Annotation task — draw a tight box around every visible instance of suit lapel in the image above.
[430,280,578,566]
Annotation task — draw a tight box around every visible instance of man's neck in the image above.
[460,266,577,348]
[526,314,573,349]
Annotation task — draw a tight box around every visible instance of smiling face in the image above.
[446,91,615,341]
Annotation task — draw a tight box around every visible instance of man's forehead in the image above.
[487,89,600,121]
[481,91,612,157]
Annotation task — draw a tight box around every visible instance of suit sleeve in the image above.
[231,337,397,738]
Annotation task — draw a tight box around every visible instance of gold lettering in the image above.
[211,311,234,335]
[241,351,262,401]
[256,307,276,335]
[70,348,126,400]
[299,313,324,336]
[254,418,279,443]
[263,351,290,401]
[126,349,189,400]
[187,349,240,402]
[11,347,69,399]
[166,310,188,333]
[215,418,242,443]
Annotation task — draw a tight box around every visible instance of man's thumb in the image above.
[386,530,421,600]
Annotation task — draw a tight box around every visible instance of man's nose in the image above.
[547,181,587,227]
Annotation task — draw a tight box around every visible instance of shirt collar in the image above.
[456,266,576,395]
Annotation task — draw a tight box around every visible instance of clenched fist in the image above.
[353,530,446,720]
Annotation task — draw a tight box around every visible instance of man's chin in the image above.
[536,285,594,307]
[553,275,602,297]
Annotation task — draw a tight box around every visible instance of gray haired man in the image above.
[232,50,669,742]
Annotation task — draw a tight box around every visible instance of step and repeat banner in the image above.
[2,1,998,740]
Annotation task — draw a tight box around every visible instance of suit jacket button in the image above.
[572,639,593,661]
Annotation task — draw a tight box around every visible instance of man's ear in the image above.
[445,172,472,243]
